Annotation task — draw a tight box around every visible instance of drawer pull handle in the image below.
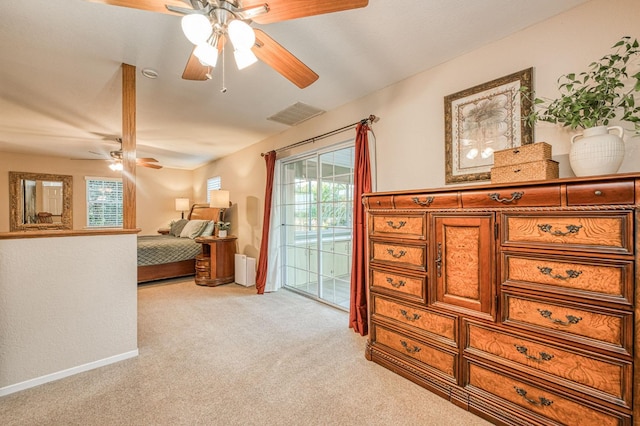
[514,344,554,362]
[537,266,583,281]
[386,249,406,258]
[488,191,524,204]
[537,309,582,326]
[399,309,422,322]
[386,277,406,288]
[435,242,442,278]
[400,340,421,354]
[537,224,583,236]
[514,387,553,407]
[412,196,434,207]
[386,220,406,229]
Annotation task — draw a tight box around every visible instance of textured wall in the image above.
[0,233,138,393]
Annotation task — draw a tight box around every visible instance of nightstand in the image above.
[194,236,237,286]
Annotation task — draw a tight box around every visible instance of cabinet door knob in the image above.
[514,387,553,407]
[386,277,406,288]
[514,344,554,362]
[386,248,406,259]
[537,224,582,237]
[594,190,603,196]
[488,191,523,204]
[400,340,421,354]
[537,308,582,326]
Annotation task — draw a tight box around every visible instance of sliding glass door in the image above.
[281,144,354,309]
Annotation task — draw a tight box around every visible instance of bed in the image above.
[137,203,220,283]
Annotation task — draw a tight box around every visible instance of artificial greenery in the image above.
[216,221,231,231]
[522,36,640,133]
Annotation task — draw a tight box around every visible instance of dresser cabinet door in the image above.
[432,214,495,320]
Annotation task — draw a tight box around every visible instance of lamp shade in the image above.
[175,198,190,212]
[233,48,258,70]
[228,20,255,50]
[194,42,218,67]
[181,14,212,45]
[209,190,230,208]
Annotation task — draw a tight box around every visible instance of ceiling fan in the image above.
[108,138,163,170]
[86,0,369,88]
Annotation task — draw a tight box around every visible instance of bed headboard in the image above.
[188,203,220,221]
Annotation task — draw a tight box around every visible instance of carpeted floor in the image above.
[0,278,490,425]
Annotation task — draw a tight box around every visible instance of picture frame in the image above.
[444,68,533,184]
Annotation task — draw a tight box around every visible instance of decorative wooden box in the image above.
[493,142,552,167]
[491,159,559,183]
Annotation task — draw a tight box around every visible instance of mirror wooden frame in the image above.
[9,171,73,231]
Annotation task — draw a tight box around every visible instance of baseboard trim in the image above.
[0,349,139,397]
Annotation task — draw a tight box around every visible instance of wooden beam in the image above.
[121,63,137,229]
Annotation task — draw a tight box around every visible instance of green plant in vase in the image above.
[216,221,231,237]
[522,36,640,176]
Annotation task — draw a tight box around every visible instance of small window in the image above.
[206,176,222,202]
[86,177,123,227]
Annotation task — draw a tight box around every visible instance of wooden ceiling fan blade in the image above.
[84,0,190,16]
[182,47,210,81]
[244,0,368,24]
[137,158,159,163]
[139,162,163,169]
[252,29,318,89]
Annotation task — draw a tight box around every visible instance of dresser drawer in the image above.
[502,212,633,254]
[503,293,632,354]
[369,213,427,240]
[365,195,394,209]
[372,295,456,346]
[502,252,633,306]
[370,267,426,303]
[394,193,460,209]
[465,360,628,426]
[566,180,635,206]
[373,324,457,380]
[370,239,427,271]
[461,185,561,208]
[465,321,631,406]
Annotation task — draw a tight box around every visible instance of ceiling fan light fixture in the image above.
[227,20,255,50]
[181,14,212,45]
[233,48,258,70]
[109,162,123,171]
[194,43,218,67]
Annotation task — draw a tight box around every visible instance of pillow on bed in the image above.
[169,219,188,237]
[199,221,215,237]
[180,220,209,239]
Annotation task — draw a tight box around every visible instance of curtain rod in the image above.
[261,114,378,157]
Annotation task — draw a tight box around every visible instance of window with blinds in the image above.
[86,177,123,227]
[206,176,222,202]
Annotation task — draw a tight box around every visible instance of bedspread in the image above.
[137,235,202,266]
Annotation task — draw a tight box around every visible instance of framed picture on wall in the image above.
[444,68,533,184]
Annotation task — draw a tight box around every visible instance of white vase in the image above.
[218,229,227,238]
[569,125,625,177]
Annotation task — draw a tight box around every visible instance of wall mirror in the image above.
[9,171,73,231]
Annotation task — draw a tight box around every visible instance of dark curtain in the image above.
[255,150,277,294]
[349,121,372,336]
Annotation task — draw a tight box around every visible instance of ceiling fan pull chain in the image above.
[221,44,227,93]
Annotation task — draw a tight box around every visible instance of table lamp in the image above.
[209,189,230,223]
[175,198,190,219]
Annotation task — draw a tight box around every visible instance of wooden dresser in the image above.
[363,173,640,425]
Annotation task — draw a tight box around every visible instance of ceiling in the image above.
[0,0,589,170]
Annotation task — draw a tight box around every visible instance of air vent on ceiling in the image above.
[267,102,325,126]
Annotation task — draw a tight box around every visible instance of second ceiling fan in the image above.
[86,0,369,88]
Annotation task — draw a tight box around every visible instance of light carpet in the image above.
[0,278,490,425]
